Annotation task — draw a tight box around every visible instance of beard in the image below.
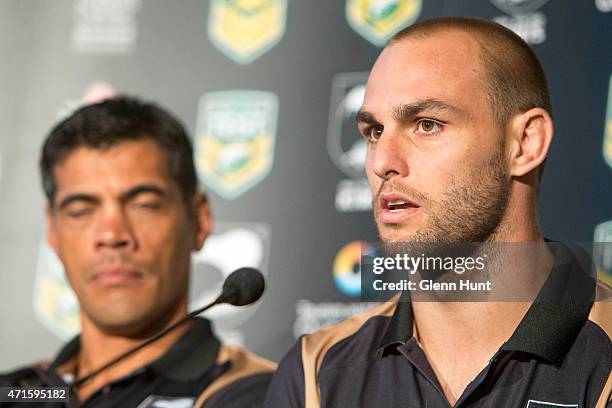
[374,142,510,245]
[372,143,511,300]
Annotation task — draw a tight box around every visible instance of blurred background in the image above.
[0,0,610,370]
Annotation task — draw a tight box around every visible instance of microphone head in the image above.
[220,267,265,306]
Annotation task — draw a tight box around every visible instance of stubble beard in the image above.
[373,144,511,299]
[375,143,511,245]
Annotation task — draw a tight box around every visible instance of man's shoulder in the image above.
[300,300,397,368]
[195,344,276,408]
[263,300,398,408]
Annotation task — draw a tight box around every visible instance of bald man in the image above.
[264,17,611,408]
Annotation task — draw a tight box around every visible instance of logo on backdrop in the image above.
[490,0,549,14]
[34,240,80,340]
[71,0,141,54]
[594,220,612,287]
[207,0,287,64]
[57,81,117,120]
[328,72,372,212]
[595,0,612,12]
[491,0,549,44]
[603,74,612,169]
[346,0,422,46]
[194,90,278,200]
[333,241,374,297]
[190,223,271,345]
[293,300,377,338]
[33,224,271,343]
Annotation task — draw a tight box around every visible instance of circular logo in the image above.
[333,241,374,297]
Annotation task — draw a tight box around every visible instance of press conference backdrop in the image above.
[0,0,610,370]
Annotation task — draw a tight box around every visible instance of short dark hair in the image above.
[390,17,551,178]
[40,96,197,208]
[390,17,552,125]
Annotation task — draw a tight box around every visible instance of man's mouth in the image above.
[91,265,143,286]
[379,192,420,223]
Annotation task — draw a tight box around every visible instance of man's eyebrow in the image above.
[356,99,464,126]
[392,99,462,122]
[356,110,379,125]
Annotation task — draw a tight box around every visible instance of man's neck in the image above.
[69,305,191,402]
[411,219,554,405]
[412,300,531,405]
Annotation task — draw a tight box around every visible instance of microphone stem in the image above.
[72,295,223,389]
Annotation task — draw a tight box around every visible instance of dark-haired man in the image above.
[0,97,275,407]
[264,17,611,408]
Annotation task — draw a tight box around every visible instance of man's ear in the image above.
[46,206,59,253]
[507,107,553,178]
[192,192,212,251]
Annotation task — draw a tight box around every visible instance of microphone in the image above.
[217,267,266,306]
[72,267,265,388]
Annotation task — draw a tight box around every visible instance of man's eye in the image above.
[135,202,161,210]
[66,208,93,218]
[417,120,442,134]
[364,126,383,142]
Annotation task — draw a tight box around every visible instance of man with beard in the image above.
[0,97,275,407]
[264,17,611,408]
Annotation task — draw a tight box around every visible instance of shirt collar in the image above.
[51,317,221,383]
[376,241,596,366]
[500,242,595,366]
[377,289,414,355]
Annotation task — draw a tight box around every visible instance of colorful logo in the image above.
[33,240,80,340]
[594,220,612,286]
[190,223,270,344]
[346,0,422,47]
[603,74,612,169]
[207,0,287,64]
[195,90,278,200]
[333,241,375,297]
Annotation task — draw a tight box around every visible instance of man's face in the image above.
[359,30,510,243]
[47,140,208,336]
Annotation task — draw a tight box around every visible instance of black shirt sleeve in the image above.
[263,339,305,408]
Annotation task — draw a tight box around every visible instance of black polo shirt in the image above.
[0,318,275,407]
[264,244,612,408]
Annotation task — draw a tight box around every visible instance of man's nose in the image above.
[95,207,136,251]
[371,130,410,180]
